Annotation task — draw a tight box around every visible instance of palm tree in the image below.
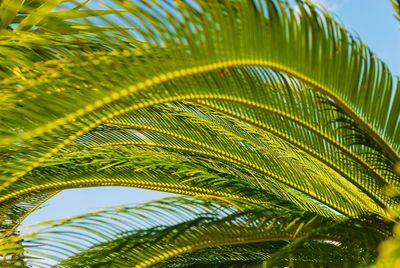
[0,0,399,266]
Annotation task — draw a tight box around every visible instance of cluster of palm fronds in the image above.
[0,0,399,267]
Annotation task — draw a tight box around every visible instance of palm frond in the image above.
[392,0,400,21]
[0,192,56,236]
[0,0,398,266]
[0,144,343,226]
[3,99,391,229]
[0,0,399,195]
[12,197,389,268]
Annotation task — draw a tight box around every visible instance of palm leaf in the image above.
[0,0,399,266]
[392,0,400,21]
[12,197,389,267]
[0,0,399,193]
[0,143,342,225]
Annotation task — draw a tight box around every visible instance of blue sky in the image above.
[20,0,400,228]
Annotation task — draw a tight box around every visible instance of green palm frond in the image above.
[0,143,342,224]
[0,192,55,236]
[0,0,399,266]
[1,0,399,192]
[2,98,389,228]
[0,0,132,81]
[392,0,400,21]
[11,197,389,267]
[160,237,377,268]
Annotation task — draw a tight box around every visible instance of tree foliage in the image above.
[0,0,399,267]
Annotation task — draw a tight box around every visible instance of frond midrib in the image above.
[0,178,261,210]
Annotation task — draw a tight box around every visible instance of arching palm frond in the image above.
[0,0,399,266]
[1,100,388,218]
[1,0,399,189]
[8,197,388,268]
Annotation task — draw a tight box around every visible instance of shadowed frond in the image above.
[10,197,390,267]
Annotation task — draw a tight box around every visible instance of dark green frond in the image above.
[15,197,389,268]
